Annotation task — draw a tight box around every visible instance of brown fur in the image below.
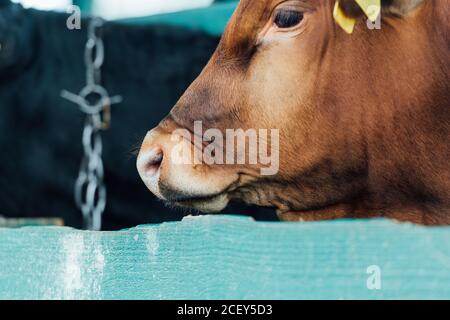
[139,0,450,225]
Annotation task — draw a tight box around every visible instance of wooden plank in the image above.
[0,215,450,300]
[0,217,64,228]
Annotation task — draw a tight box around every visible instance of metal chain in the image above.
[61,18,122,231]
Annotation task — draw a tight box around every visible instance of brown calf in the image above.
[137,0,450,225]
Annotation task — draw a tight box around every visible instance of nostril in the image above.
[141,148,163,177]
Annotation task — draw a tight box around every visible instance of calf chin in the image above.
[175,194,230,213]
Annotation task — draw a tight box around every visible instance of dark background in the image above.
[0,0,277,230]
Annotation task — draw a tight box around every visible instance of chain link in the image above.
[61,18,122,231]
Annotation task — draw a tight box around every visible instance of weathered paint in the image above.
[1,215,450,300]
[0,218,64,228]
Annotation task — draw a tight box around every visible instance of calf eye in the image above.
[274,10,304,29]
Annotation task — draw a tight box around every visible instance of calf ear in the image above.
[383,0,425,15]
[339,0,425,16]
[334,0,424,33]
[335,0,382,34]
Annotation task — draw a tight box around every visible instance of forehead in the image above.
[222,0,322,46]
[232,0,320,19]
[220,0,278,52]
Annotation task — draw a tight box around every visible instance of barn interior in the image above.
[0,0,277,230]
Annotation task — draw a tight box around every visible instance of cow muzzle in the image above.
[136,126,238,212]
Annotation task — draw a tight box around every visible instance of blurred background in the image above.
[0,0,277,230]
[12,0,215,18]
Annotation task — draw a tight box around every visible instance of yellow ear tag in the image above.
[333,1,357,34]
[355,0,381,22]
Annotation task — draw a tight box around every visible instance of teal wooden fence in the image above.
[72,0,92,13]
[1,215,450,300]
[119,1,238,36]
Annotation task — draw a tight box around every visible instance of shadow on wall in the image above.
[0,1,278,230]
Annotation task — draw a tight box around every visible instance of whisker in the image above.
[128,141,142,157]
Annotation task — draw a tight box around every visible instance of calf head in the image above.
[137,0,450,223]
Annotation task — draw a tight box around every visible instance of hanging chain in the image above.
[61,18,122,231]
